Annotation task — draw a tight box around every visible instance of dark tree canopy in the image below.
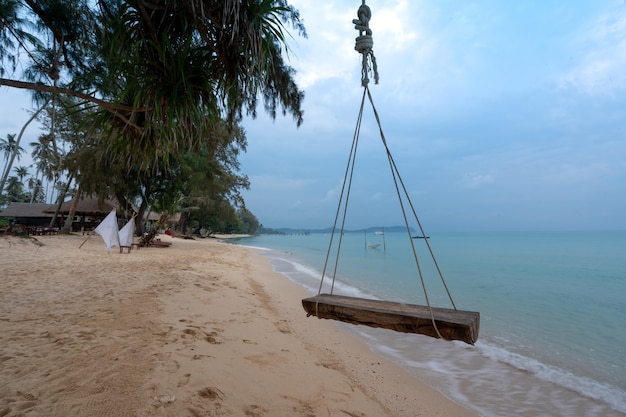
[1,0,306,155]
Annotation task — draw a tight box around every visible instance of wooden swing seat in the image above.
[302,294,480,345]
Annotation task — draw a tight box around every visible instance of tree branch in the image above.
[0,77,145,133]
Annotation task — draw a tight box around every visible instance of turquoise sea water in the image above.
[234,231,626,417]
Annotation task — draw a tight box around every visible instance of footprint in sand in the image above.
[204,331,223,344]
[164,358,180,373]
[243,404,266,416]
[198,387,224,401]
[182,328,198,338]
[177,373,191,388]
[274,320,291,334]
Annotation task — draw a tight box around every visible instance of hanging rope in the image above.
[315,1,460,341]
[316,88,368,317]
[353,0,379,87]
[364,87,455,341]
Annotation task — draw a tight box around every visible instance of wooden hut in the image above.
[43,197,119,232]
[0,202,55,227]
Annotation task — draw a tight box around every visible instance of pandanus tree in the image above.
[91,0,305,167]
[1,0,306,153]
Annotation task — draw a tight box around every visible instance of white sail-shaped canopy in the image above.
[94,209,119,252]
[119,217,135,247]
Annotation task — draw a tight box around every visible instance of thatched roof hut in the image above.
[0,202,55,226]
[43,197,118,216]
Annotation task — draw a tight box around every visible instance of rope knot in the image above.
[355,35,373,54]
[352,3,372,37]
[353,1,379,87]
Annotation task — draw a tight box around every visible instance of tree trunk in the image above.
[0,78,144,131]
[49,173,73,227]
[180,211,188,234]
[135,185,156,237]
[135,198,149,236]
[61,184,80,234]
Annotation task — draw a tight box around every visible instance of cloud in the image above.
[557,8,626,96]
[462,172,494,189]
[288,2,357,89]
[240,2,626,230]
[323,188,337,202]
[5,1,624,231]
[250,174,316,191]
[371,0,419,54]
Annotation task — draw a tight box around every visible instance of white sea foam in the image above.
[351,328,626,417]
[266,253,379,299]
[238,244,271,251]
[477,341,626,414]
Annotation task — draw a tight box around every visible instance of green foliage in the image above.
[235,208,261,235]
[1,175,27,203]
[0,0,41,75]
[1,1,302,235]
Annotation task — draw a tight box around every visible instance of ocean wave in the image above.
[477,342,626,414]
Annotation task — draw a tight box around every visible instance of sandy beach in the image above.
[0,233,476,417]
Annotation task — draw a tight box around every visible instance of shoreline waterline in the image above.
[234,231,626,417]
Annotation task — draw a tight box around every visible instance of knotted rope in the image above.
[315,1,454,342]
[353,1,379,87]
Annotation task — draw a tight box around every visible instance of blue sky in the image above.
[2,1,625,232]
[240,0,626,231]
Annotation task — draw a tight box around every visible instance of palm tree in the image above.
[30,133,57,200]
[27,176,44,203]
[13,165,28,182]
[1,133,22,166]
[0,103,48,195]
[0,133,24,191]
[2,175,25,202]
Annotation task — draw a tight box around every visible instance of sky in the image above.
[2,0,626,232]
[239,0,626,232]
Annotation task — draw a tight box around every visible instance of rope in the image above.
[315,1,455,342]
[365,86,450,340]
[316,88,368,316]
[353,1,379,87]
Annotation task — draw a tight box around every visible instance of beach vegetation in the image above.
[0,133,26,194]
[235,207,261,235]
[0,0,306,231]
[0,175,27,204]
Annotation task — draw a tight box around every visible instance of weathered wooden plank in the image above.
[302,294,480,345]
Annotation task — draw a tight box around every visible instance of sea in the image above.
[232,230,626,417]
